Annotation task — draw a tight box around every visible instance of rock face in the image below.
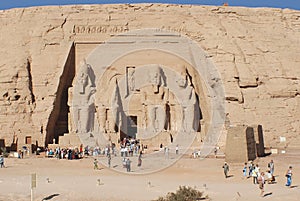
[0,4,299,152]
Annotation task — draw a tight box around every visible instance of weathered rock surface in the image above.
[0,4,299,150]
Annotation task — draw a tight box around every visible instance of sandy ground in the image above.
[0,149,300,201]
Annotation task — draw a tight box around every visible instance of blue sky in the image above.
[1,0,300,10]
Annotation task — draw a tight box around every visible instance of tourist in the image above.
[252,169,258,184]
[61,148,65,159]
[137,153,142,167]
[120,146,125,157]
[67,149,72,160]
[104,146,108,156]
[79,144,83,155]
[175,144,179,155]
[94,159,99,170]
[257,172,265,196]
[124,146,128,157]
[266,170,275,184]
[285,166,293,187]
[48,149,54,157]
[84,146,89,156]
[214,147,218,157]
[107,153,111,168]
[122,157,126,168]
[112,143,117,156]
[222,162,229,178]
[252,164,260,184]
[18,149,22,159]
[126,158,131,172]
[197,150,201,158]
[21,149,24,158]
[36,147,41,155]
[164,146,169,159]
[55,147,61,159]
[243,163,247,178]
[248,162,254,177]
[192,150,197,158]
[268,159,274,176]
[0,155,4,168]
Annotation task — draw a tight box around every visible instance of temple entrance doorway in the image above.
[126,116,137,139]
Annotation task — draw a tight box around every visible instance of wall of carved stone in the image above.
[0,4,299,150]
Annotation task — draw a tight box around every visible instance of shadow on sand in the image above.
[42,193,60,200]
[263,192,273,197]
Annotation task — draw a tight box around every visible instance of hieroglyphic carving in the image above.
[73,25,129,34]
[160,25,187,33]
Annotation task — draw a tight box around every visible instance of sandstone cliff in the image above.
[0,4,299,149]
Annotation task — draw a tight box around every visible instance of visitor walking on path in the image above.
[248,162,254,177]
[107,153,111,168]
[137,152,142,167]
[243,163,247,178]
[214,147,218,158]
[266,170,275,184]
[285,166,293,187]
[164,146,169,159]
[268,160,275,175]
[175,144,179,155]
[252,164,260,184]
[126,158,131,172]
[257,172,265,197]
[94,158,99,170]
[0,155,4,168]
[222,162,229,178]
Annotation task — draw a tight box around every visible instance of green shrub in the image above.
[154,186,208,201]
[0,147,9,157]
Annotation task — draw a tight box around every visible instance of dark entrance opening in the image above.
[45,43,76,146]
[126,116,137,139]
[25,136,32,144]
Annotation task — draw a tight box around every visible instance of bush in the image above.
[154,186,208,201]
[0,147,9,157]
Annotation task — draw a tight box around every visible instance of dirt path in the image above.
[0,151,300,201]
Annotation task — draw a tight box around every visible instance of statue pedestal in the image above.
[59,133,82,148]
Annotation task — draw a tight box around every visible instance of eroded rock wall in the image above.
[0,4,299,148]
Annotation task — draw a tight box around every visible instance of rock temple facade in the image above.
[0,4,299,157]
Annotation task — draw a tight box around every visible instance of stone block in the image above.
[225,125,256,163]
[58,133,82,148]
[252,124,265,157]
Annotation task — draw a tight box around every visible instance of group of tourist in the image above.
[17,147,30,159]
[120,153,142,172]
[223,159,293,197]
[87,137,144,172]
[44,143,119,160]
[45,147,82,160]
[122,157,132,172]
[43,136,146,173]
[120,138,142,157]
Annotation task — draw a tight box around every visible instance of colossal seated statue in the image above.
[72,62,96,134]
[145,65,168,133]
[176,68,200,133]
